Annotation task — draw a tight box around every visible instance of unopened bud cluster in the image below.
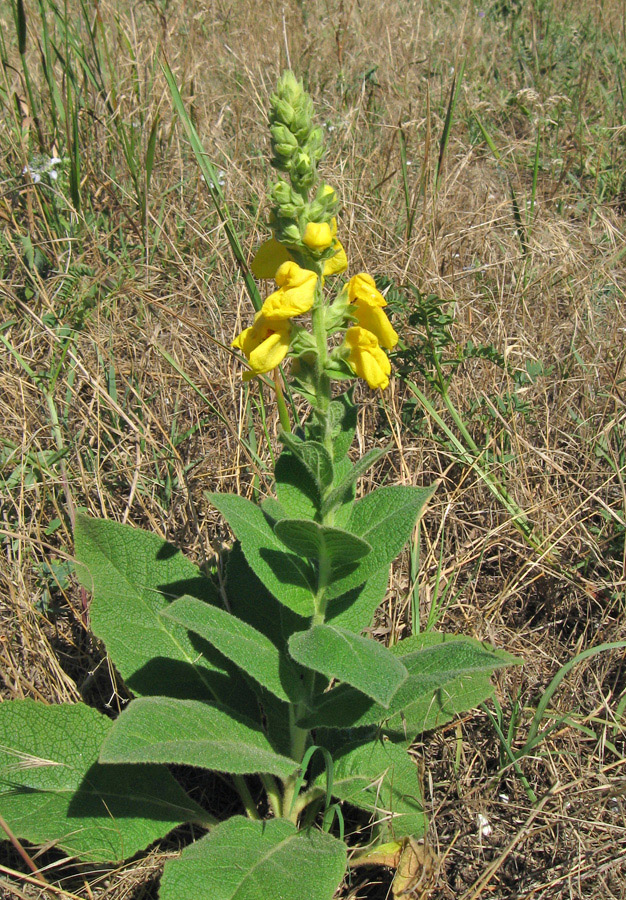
[269,72,324,193]
[267,71,338,256]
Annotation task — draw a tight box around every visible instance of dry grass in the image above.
[1,0,626,896]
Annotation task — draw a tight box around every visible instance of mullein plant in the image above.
[0,72,517,899]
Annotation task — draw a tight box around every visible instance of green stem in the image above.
[260,774,283,818]
[310,273,333,454]
[273,368,291,432]
[232,775,261,820]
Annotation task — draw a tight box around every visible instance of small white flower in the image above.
[48,156,62,167]
[49,170,58,181]
[477,813,492,838]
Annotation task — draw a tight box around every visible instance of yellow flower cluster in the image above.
[344,273,398,390]
[250,220,347,281]
[233,225,397,391]
[232,261,317,380]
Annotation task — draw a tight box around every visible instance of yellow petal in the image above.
[251,238,294,279]
[247,328,291,375]
[233,313,291,378]
[348,272,387,308]
[303,221,333,251]
[345,326,391,390]
[323,239,348,276]
[353,303,398,349]
[262,262,318,319]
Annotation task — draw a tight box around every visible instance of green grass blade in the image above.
[161,57,262,312]
[434,58,465,191]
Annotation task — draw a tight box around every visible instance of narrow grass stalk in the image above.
[522,640,626,756]
[161,58,262,313]
[434,58,465,193]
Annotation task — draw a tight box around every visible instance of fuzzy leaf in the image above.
[225,542,306,648]
[162,595,303,703]
[300,634,516,736]
[326,568,389,633]
[274,451,320,520]
[274,519,371,576]
[0,700,208,863]
[315,734,427,840]
[159,816,347,900]
[327,484,437,599]
[99,696,298,778]
[289,625,407,708]
[322,446,388,515]
[328,390,357,460]
[209,493,316,616]
[74,514,257,716]
[279,434,334,492]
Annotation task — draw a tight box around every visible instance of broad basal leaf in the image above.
[74,514,257,716]
[162,595,304,703]
[327,484,437,600]
[0,700,209,863]
[208,493,316,616]
[288,625,407,708]
[159,816,347,900]
[274,519,371,577]
[99,696,298,779]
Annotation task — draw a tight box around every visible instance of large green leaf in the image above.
[315,734,427,840]
[300,634,516,738]
[327,484,437,600]
[162,595,303,703]
[208,493,316,616]
[274,518,371,576]
[99,697,298,779]
[288,625,407,708]
[74,514,257,716]
[225,542,306,648]
[159,816,347,900]
[0,700,209,863]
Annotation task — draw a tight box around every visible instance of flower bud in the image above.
[303,221,333,251]
[274,222,302,244]
[271,97,296,126]
[272,70,303,108]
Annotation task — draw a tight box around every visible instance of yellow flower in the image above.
[232,313,291,380]
[251,218,347,280]
[347,272,398,350]
[303,221,333,251]
[324,218,348,276]
[261,261,317,319]
[344,326,392,390]
[348,272,386,307]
